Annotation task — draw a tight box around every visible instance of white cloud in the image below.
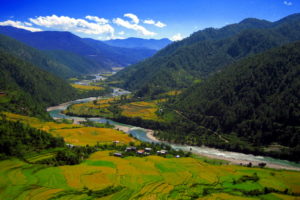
[0,20,42,32]
[24,22,33,26]
[143,19,166,28]
[124,13,139,24]
[1,14,165,38]
[118,31,125,35]
[85,15,109,24]
[29,15,114,35]
[171,33,184,41]
[113,17,156,36]
[144,19,155,25]
[105,35,125,40]
[283,1,293,6]
[155,21,166,28]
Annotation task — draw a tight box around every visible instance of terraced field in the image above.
[71,84,104,91]
[3,112,135,146]
[65,98,166,122]
[0,151,300,199]
[2,112,300,199]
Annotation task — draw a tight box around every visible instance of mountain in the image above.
[0,34,89,78]
[160,41,300,161]
[103,37,172,50]
[0,26,156,71]
[0,49,77,119]
[110,13,300,97]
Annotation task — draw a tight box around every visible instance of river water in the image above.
[47,77,300,170]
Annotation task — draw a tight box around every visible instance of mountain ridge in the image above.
[110,13,300,97]
[0,26,157,71]
[157,41,300,161]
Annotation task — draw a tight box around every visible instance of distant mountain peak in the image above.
[239,17,270,24]
[103,37,172,50]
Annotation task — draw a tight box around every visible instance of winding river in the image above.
[47,77,300,171]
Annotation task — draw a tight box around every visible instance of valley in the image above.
[0,5,300,199]
[46,81,300,171]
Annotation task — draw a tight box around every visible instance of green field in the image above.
[0,151,300,199]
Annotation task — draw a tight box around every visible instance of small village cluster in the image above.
[111,141,187,158]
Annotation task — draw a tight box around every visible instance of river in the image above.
[47,76,300,171]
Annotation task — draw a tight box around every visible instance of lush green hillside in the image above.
[44,50,101,76]
[157,41,300,161]
[0,34,79,78]
[0,50,78,118]
[111,13,300,97]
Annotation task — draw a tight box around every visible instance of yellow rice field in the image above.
[3,112,135,146]
[120,101,163,121]
[52,127,135,146]
[71,84,104,91]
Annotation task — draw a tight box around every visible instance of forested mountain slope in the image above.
[0,34,80,78]
[160,41,300,161]
[0,50,77,119]
[111,13,300,97]
[0,26,156,71]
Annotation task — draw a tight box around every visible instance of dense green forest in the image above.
[110,13,300,97]
[156,41,300,161]
[0,49,78,118]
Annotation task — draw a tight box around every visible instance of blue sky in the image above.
[0,0,299,41]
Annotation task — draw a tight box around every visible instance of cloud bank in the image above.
[0,20,42,32]
[0,13,167,39]
[29,15,114,35]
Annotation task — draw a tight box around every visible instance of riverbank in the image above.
[146,129,160,142]
[146,130,300,171]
